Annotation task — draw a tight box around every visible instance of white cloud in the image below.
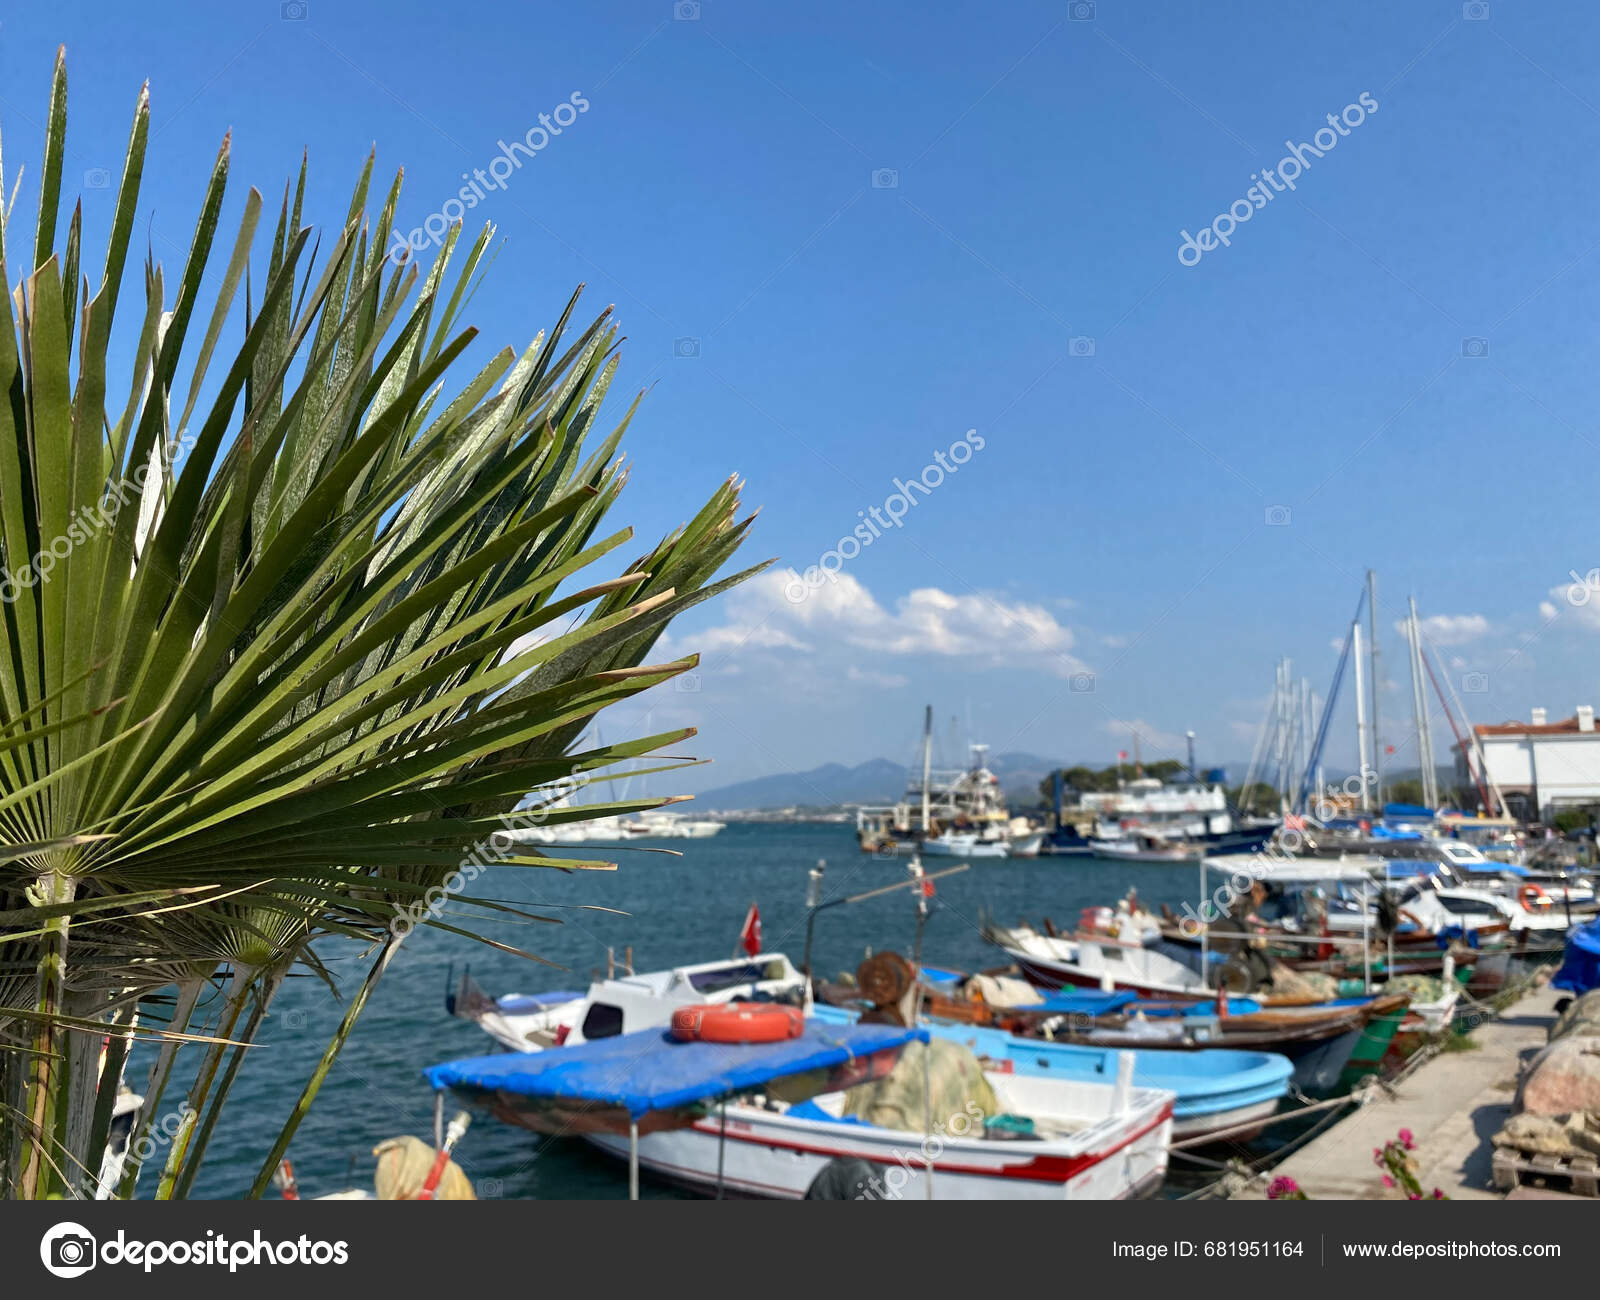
[846,665,909,688]
[1544,580,1600,630]
[694,569,1090,678]
[1395,613,1490,645]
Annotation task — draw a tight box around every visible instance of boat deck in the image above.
[1251,983,1565,1199]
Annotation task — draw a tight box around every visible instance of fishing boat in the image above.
[438,967,1174,1199]
[982,919,1460,1027]
[807,1002,1291,1141]
[1043,771,1274,857]
[855,708,1039,858]
[922,831,1010,858]
[1089,831,1202,863]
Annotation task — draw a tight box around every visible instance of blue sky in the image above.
[3,1,1598,795]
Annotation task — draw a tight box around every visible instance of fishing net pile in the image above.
[842,1039,999,1133]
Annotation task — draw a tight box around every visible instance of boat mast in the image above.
[1366,570,1383,806]
[919,704,933,836]
[1352,620,1372,812]
[1405,597,1439,808]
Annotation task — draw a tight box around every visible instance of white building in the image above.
[1460,706,1600,822]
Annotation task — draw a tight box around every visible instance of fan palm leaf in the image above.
[0,51,764,1199]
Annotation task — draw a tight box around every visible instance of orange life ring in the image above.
[670,1002,804,1044]
[1519,884,1551,909]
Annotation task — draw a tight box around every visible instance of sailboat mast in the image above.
[1405,598,1439,808]
[1352,620,1372,811]
[919,704,933,835]
[1366,570,1383,806]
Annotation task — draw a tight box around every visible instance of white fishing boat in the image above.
[921,832,1009,858]
[1088,831,1201,863]
[987,923,1213,999]
[444,952,1173,1200]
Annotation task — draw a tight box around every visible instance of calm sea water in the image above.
[169,824,1203,1199]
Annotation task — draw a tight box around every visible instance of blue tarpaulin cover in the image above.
[1029,990,1138,1016]
[1553,919,1600,995]
[1382,803,1434,820]
[423,1021,927,1119]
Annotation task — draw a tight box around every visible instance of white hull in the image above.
[923,834,1009,858]
[1089,839,1200,863]
[585,1083,1172,1200]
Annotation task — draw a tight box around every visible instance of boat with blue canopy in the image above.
[427,1012,1175,1200]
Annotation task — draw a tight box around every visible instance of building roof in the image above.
[1473,714,1596,737]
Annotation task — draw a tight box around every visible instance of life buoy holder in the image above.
[670,1002,804,1044]
[1519,884,1552,910]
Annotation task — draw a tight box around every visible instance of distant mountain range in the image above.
[692,753,1463,813]
[694,752,1213,811]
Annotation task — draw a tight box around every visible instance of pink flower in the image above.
[1267,1175,1301,1200]
[1372,1147,1384,1166]
[1407,1192,1421,1201]
[1381,1175,1395,1188]
[1432,1189,1446,1200]
[1398,1128,1415,1150]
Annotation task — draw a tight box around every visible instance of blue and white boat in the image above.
[809,1001,1291,1142]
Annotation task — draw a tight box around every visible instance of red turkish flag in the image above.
[1118,750,1129,760]
[738,903,761,957]
[921,878,935,898]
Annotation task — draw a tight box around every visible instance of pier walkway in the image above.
[1266,984,1564,1199]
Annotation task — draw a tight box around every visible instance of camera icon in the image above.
[874,841,900,860]
[1462,1,1489,19]
[83,167,111,190]
[871,168,899,189]
[1264,505,1292,526]
[674,0,700,18]
[283,1008,307,1028]
[41,1223,97,1278]
[1461,336,1489,358]
[280,0,308,18]
[676,672,701,693]
[1068,336,1096,358]
[1461,671,1489,694]
[1069,671,1096,694]
[1069,1,1096,18]
[673,336,700,359]
[477,1177,504,1198]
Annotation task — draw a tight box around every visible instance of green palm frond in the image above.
[0,51,764,1199]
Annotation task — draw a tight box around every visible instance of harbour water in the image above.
[173,823,1199,1199]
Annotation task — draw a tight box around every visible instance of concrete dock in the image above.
[1260,984,1565,1199]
